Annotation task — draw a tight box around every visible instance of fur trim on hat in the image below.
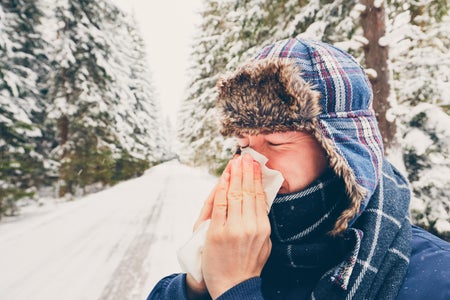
[217,59,322,136]
[216,58,366,235]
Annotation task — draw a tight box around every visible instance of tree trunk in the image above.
[58,115,69,197]
[360,0,396,153]
[58,115,69,146]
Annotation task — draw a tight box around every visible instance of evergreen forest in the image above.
[1,0,168,216]
[1,0,449,240]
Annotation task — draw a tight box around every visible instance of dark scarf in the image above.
[262,161,412,299]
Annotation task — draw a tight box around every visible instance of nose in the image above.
[247,136,269,157]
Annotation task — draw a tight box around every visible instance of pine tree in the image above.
[112,14,166,165]
[0,0,166,214]
[0,0,47,216]
[101,11,167,180]
[46,0,129,196]
[385,0,450,238]
[43,0,167,196]
[177,0,238,172]
[360,0,396,150]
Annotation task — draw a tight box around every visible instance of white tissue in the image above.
[240,147,285,209]
[177,148,284,283]
[177,219,211,283]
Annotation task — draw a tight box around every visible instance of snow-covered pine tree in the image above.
[0,0,166,212]
[161,116,176,160]
[0,0,48,216]
[360,0,397,152]
[46,0,130,196]
[44,0,167,196]
[385,0,450,239]
[177,0,238,173]
[98,4,168,179]
[105,11,167,179]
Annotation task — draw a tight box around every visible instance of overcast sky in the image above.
[112,0,202,125]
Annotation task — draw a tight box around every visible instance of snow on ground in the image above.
[0,160,217,300]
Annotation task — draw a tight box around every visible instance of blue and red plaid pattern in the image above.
[255,38,384,214]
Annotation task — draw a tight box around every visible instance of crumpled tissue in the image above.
[177,147,284,283]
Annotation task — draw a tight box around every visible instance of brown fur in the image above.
[217,59,322,136]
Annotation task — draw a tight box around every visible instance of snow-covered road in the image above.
[0,161,217,300]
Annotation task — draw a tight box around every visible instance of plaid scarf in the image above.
[262,161,411,299]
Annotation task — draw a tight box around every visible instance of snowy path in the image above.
[0,161,217,300]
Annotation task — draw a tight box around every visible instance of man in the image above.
[148,38,450,299]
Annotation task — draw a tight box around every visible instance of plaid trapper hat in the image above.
[216,38,384,234]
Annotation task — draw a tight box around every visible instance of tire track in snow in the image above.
[99,175,168,300]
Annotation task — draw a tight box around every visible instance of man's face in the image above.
[237,131,328,194]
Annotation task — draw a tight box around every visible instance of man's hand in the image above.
[185,162,233,299]
[202,153,272,299]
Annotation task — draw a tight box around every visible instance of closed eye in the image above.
[268,142,283,146]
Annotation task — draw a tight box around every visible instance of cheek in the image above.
[268,155,305,191]
[283,165,311,192]
[271,151,326,193]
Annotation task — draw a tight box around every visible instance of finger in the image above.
[195,162,232,229]
[194,183,217,230]
[253,162,268,216]
[242,154,257,220]
[210,164,230,227]
[227,157,243,224]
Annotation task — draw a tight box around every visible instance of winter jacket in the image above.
[148,225,450,299]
